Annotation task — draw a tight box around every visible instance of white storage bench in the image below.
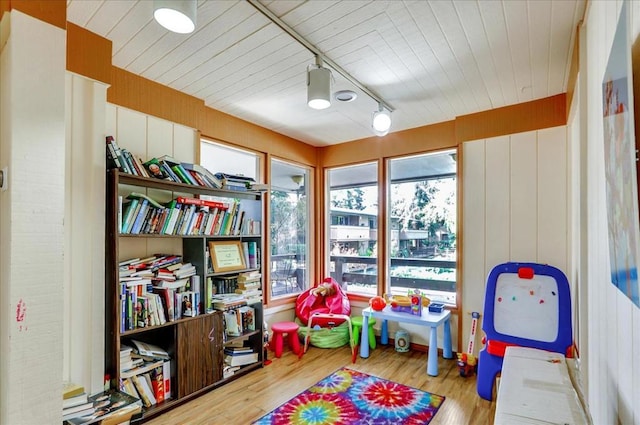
[494,347,590,424]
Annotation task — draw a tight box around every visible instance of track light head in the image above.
[154,0,197,34]
[372,105,391,136]
[307,59,332,110]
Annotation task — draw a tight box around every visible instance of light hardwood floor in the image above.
[145,344,495,424]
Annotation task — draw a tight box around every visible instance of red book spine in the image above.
[152,370,165,403]
[175,196,225,209]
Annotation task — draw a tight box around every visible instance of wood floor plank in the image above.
[145,345,495,424]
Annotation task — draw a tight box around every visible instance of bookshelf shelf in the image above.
[105,169,265,422]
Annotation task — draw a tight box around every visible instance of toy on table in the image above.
[384,290,430,316]
[369,296,386,311]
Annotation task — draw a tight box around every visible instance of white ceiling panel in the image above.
[454,0,505,109]
[527,0,553,100]
[504,0,534,103]
[67,0,585,147]
[479,0,520,106]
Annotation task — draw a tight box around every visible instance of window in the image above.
[270,159,310,298]
[387,151,457,305]
[327,162,378,296]
[200,140,259,180]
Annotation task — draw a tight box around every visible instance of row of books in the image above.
[106,136,151,179]
[119,194,257,237]
[120,339,171,407]
[121,282,199,331]
[223,305,256,337]
[106,137,273,199]
[204,271,263,313]
[106,136,227,191]
[144,155,224,190]
[119,255,199,329]
[121,363,169,409]
[119,340,171,409]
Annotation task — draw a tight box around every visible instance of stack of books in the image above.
[223,346,258,367]
[214,172,256,192]
[120,344,144,374]
[212,293,247,311]
[64,390,142,425]
[62,382,94,422]
[235,271,262,304]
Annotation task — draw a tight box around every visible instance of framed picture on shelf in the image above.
[209,241,246,272]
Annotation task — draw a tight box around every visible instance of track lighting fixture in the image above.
[249,1,397,135]
[153,0,197,34]
[372,104,391,137]
[307,57,332,110]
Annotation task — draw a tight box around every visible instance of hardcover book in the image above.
[143,158,171,180]
[64,390,141,425]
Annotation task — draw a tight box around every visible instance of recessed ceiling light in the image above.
[334,90,357,102]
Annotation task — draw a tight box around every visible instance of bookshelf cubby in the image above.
[105,169,265,421]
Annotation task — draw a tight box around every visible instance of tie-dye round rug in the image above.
[253,367,445,425]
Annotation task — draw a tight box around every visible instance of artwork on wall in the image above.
[602,0,640,307]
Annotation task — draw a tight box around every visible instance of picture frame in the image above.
[209,240,246,272]
[602,0,640,307]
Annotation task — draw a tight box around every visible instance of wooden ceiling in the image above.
[67,0,585,147]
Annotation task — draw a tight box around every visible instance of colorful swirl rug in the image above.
[253,367,445,425]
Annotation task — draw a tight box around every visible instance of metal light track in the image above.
[247,0,394,112]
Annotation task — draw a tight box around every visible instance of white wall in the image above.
[64,73,109,394]
[0,11,66,424]
[581,1,640,423]
[104,104,197,263]
[461,126,571,358]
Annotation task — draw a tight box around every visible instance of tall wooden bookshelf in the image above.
[105,169,265,421]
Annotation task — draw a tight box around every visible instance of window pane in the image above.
[327,162,378,296]
[270,159,310,298]
[200,140,258,180]
[388,151,457,305]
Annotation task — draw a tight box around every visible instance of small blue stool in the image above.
[351,316,376,349]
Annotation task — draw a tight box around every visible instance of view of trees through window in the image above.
[270,160,309,298]
[328,162,379,297]
[389,152,457,305]
[389,175,457,305]
[327,152,457,305]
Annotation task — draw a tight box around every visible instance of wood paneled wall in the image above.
[461,126,569,353]
[455,94,567,144]
[2,0,66,29]
[66,22,111,86]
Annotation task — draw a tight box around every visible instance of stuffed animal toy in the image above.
[311,281,336,297]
